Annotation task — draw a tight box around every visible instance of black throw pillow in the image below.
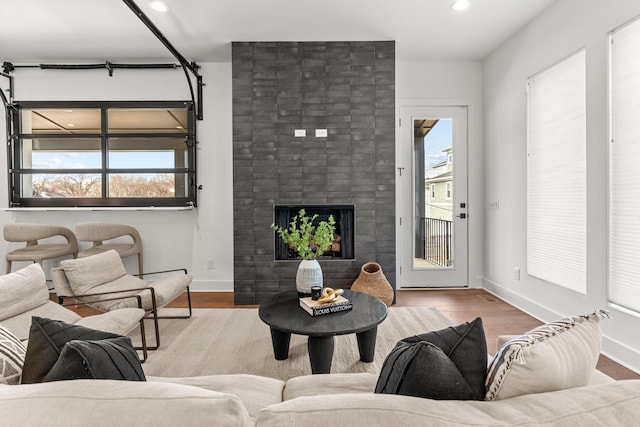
[375,317,487,400]
[21,316,144,384]
[42,336,145,382]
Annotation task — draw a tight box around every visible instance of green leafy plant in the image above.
[271,209,337,260]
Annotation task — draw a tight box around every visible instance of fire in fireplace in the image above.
[273,205,355,260]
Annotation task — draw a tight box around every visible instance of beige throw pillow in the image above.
[60,250,127,295]
[485,310,607,401]
[0,326,26,385]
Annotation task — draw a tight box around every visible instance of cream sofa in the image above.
[1,372,639,426]
[2,264,638,425]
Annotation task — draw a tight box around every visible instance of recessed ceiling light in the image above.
[149,1,168,12]
[451,0,470,11]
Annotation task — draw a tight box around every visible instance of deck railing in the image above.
[422,217,453,267]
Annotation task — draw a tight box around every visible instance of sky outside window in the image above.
[32,151,174,169]
[425,119,453,169]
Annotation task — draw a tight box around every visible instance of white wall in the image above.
[0,59,484,294]
[483,0,640,372]
[0,63,235,291]
[396,60,484,287]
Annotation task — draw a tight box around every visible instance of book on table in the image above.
[299,295,353,316]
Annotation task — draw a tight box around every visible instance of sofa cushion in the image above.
[42,336,145,382]
[0,326,26,385]
[375,317,487,400]
[485,310,605,401]
[0,379,253,427]
[0,264,49,322]
[149,374,284,420]
[255,380,640,427]
[60,249,127,295]
[21,317,120,384]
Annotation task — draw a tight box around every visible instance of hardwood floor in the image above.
[167,288,640,381]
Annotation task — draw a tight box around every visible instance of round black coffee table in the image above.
[258,289,388,374]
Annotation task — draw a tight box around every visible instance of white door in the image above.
[398,106,468,288]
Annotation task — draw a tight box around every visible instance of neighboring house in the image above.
[425,148,453,221]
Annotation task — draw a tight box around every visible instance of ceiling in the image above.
[0,0,557,64]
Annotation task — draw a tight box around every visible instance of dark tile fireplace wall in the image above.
[232,41,396,305]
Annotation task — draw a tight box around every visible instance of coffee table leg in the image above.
[308,336,334,374]
[269,327,291,360]
[356,326,378,363]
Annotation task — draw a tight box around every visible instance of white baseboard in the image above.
[482,278,640,375]
[189,279,234,292]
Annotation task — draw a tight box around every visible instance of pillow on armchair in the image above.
[59,249,127,296]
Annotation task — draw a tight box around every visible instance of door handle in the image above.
[457,213,467,219]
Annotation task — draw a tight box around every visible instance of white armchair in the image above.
[51,250,192,355]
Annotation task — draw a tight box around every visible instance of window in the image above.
[609,17,640,314]
[7,101,197,208]
[526,49,587,294]
[446,182,452,200]
[430,184,436,199]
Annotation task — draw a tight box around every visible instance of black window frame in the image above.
[7,100,197,208]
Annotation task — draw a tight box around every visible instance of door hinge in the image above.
[399,217,402,226]
[399,266,402,275]
[399,117,401,127]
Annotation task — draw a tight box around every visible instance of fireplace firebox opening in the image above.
[273,204,355,261]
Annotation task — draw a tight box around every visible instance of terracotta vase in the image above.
[351,262,394,306]
[296,259,323,296]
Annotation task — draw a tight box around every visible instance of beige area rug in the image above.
[133,306,452,381]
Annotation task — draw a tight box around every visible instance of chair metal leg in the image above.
[134,317,149,362]
[156,286,193,320]
[138,286,192,355]
[142,289,161,350]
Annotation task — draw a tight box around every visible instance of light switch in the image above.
[294,129,306,137]
[315,129,328,137]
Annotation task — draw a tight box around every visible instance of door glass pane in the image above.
[413,118,454,269]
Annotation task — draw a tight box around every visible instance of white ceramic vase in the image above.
[296,259,323,296]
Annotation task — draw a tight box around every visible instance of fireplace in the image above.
[274,205,355,260]
[232,41,396,305]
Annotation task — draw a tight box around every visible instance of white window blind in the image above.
[527,49,587,294]
[609,17,640,314]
